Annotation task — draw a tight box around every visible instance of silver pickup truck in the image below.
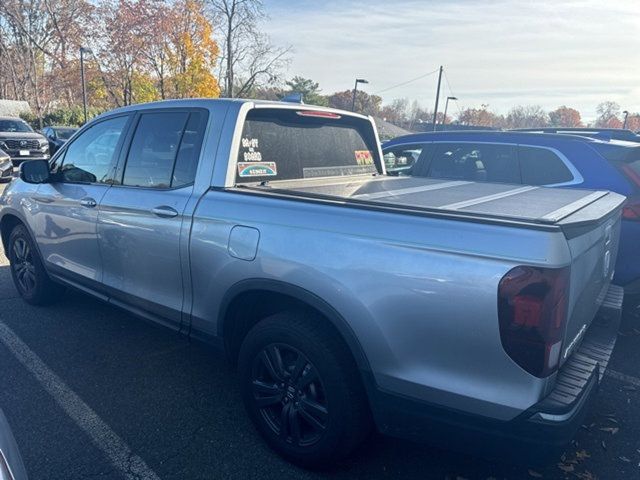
[0,99,626,467]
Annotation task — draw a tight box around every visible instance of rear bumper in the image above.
[367,285,623,461]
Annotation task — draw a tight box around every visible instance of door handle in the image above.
[79,197,97,208]
[151,206,179,218]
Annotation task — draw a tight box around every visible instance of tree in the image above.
[625,114,640,132]
[327,89,382,116]
[208,0,289,98]
[283,76,327,106]
[548,106,582,127]
[504,105,548,129]
[166,0,220,98]
[458,105,503,127]
[595,101,622,128]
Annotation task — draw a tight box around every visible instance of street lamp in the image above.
[80,47,93,124]
[442,96,457,125]
[351,78,369,112]
[623,110,629,129]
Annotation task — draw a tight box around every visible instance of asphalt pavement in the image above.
[0,182,639,479]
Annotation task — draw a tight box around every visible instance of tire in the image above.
[7,224,64,305]
[238,311,372,468]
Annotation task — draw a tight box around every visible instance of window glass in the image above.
[59,115,128,183]
[55,128,76,140]
[428,143,519,183]
[383,144,423,175]
[123,112,189,188]
[235,108,381,183]
[171,112,207,188]
[519,146,573,185]
[0,119,33,133]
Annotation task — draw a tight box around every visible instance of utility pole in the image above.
[431,66,443,131]
[623,110,629,129]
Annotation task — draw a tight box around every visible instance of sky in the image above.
[262,0,640,122]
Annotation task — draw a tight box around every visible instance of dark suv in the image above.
[0,117,49,166]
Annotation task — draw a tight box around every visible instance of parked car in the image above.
[0,117,49,167]
[0,100,625,467]
[512,127,640,143]
[0,408,28,480]
[383,131,640,296]
[41,126,77,155]
[0,149,12,182]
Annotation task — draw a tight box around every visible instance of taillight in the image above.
[498,266,570,377]
[618,164,640,220]
[622,197,640,220]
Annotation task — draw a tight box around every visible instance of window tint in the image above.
[235,109,381,183]
[428,143,519,183]
[59,115,128,183]
[519,146,573,185]
[123,112,189,188]
[383,144,424,175]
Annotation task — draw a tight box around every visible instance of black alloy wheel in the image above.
[251,343,329,447]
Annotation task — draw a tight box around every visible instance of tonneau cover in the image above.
[245,176,625,227]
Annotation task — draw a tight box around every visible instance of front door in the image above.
[97,109,207,330]
[31,114,131,286]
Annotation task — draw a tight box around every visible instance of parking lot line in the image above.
[605,368,640,387]
[0,320,161,480]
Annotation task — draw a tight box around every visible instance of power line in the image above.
[373,68,440,95]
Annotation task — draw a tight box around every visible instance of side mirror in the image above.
[20,159,51,184]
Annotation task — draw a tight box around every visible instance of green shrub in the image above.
[20,106,107,129]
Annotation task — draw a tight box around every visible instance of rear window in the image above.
[235,108,381,183]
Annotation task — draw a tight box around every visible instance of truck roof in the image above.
[98,98,372,122]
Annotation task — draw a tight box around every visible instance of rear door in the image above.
[31,114,131,286]
[97,109,207,330]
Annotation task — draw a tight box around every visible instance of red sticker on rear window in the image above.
[355,150,373,165]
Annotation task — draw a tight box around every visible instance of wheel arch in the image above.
[218,279,372,374]
[0,212,27,252]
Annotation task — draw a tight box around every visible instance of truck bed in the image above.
[235,175,625,229]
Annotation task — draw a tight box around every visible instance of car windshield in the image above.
[54,128,76,140]
[0,119,33,133]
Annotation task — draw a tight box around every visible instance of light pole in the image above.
[80,47,92,124]
[351,78,368,112]
[623,110,629,129]
[442,96,457,125]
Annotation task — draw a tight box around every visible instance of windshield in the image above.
[54,128,76,140]
[0,119,33,133]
